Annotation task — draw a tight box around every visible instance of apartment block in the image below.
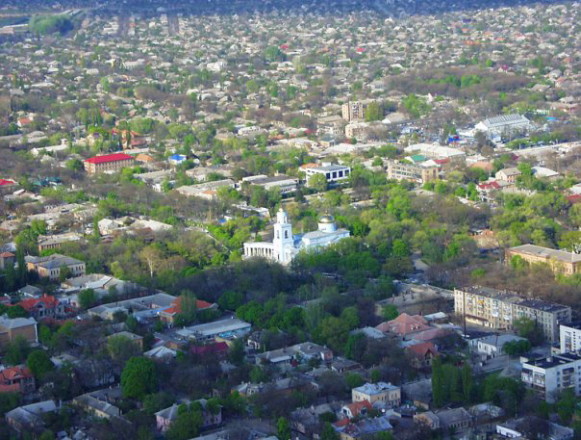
[352,382,401,408]
[454,286,571,342]
[521,353,581,403]
[386,160,439,184]
[560,323,581,354]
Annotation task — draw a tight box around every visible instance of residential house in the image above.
[27,254,85,281]
[0,315,38,348]
[341,400,373,419]
[19,294,65,320]
[415,408,472,432]
[352,382,401,408]
[376,313,430,339]
[495,167,521,183]
[496,416,573,440]
[156,399,222,433]
[158,297,218,326]
[5,400,57,435]
[0,252,15,270]
[73,388,123,420]
[334,415,393,440]
[37,232,83,252]
[406,342,439,368]
[0,365,35,394]
[475,334,528,359]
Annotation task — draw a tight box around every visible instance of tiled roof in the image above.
[19,294,60,311]
[84,153,134,164]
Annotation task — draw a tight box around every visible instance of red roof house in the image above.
[19,294,64,320]
[0,365,35,394]
[84,153,135,174]
[159,297,217,325]
[376,313,430,338]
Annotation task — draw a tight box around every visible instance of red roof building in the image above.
[0,365,35,394]
[159,297,217,325]
[376,313,430,338]
[19,294,64,321]
[84,153,135,174]
[406,342,439,368]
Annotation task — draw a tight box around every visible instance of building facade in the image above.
[560,323,581,354]
[27,254,85,281]
[352,382,401,408]
[521,353,581,403]
[243,209,350,265]
[506,244,581,276]
[341,100,374,122]
[386,160,439,183]
[84,153,135,174]
[304,164,351,185]
[454,286,571,342]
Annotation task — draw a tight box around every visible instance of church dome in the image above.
[319,215,335,224]
[318,215,337,233]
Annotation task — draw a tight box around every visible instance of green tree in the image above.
[381,304,399,321]
[121,357,157,399]
[108,335,141,362]
[432,356,445,408]
[364,102,383,122]
[26,350,54,380]
[308,173,328,192]
[503,340,531,356]
[4,336,31,365]
[277,417,291,440]
[513,317,544,346]
[77,289,97,309]
[321,422,340,440]
[166,406,203,440]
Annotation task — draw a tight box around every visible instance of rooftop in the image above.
[509,244,581,264]
[523,352,581,369]
[84,153,134,164]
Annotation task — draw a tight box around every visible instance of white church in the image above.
[243,208,350,265]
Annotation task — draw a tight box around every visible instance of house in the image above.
[32,245,84,269]
[497,416,573,440]
[506,244,581,276]
[0,365,35,394]
[521,352,581,403]
[475,334,528,359]
[352,382,401,408]
[242,175,299,195]
[37,233,83,252]
[19,294,65,320]
[0,315,38,348]
[334,415,392,440]
[5,400,57,434]
[406,342,439,368]
[341,400,373,419]
[73,388,123,420]
[107,331,144,351]
[84,153,135,174]
[156,399,222,433]
[256,342,333,369]
[158,297,218,325]
[495,167,521,183]
[416,408,472,432]
[144,345,178,360]
[376,313,430,338]
[0,252,15,270]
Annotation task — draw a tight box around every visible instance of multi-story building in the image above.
[37,232,82,252]
[506,244,581,276]
[26,254,86,281]
[352,382,401,408]
[19,294,66,321]
[521,353,581,403]
[344,122,371,140]
[84,153,135,174]
[560,323,581,354]
[454,286,571,342]
[303,163,351,185]
[341,100,374,121]
[386,160,439,184]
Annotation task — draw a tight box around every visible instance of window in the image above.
[284,231,288,239]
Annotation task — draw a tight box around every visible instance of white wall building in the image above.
[521,353,581,403]
[304,164,351,185]
[560,323,581,354]
[243,209,350,265]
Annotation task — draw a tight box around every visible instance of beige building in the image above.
[37,232,82,252]
[0,316,38,348]
[454,286,571,342]
[352,382,401,408]
[495,167,521,183]
[387,160,439,183]
[84,153,135,174]
[26,254,85,281]
[506,244,581,276]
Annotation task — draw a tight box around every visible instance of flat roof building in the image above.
[506,244,581,276]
